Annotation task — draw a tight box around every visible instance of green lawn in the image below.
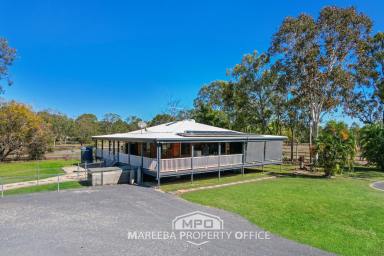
[3,181,85,196]
[344,166,384,181]
[182,172,384,256]
[160,164,295,192]
[0,159,79,184]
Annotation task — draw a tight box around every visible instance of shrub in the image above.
[360,124,384,170]
[316,121,356,177]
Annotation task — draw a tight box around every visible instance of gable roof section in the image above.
[92,119,286,142]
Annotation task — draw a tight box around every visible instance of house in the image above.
[92,119,286,185]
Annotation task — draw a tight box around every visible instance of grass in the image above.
[3,181,86,196]
[159,164,296,192]
[182,170,384,256]
[0,159,78,184]
[344,165,384,181]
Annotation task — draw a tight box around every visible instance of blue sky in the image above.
[2,0,383,123]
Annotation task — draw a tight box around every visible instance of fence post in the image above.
[218,143,221,181]
[191,144,194,183]
[1,180,3,198]
[37,165,40,186]
[57,175,60,192]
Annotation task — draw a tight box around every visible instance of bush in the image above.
[360,124,384,171]
[316,121,356,177]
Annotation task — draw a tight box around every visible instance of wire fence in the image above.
[0,163,93,198]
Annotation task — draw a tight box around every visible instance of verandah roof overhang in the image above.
[91,120,287,143]
[91,135,286,143]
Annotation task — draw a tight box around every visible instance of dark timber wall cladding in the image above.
[246,141,264,163]
[265,140,283,161]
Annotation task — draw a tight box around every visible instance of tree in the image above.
[230,52,277,133]
[193,80,233,129]
[270,6,372,164]
[0,38,16,94]
[283,98,308,162]
[38,110,74,145]
[192,103,230,128]
[74,114,99,145]
[126,116,143,131]
[165,97,192,120]
[349,122,361,148]
[372,32,384,124]
[149,114,176,126]
[100,113,128,134]
[360,124,384,170]
[316,121,356,176]
[0,101,52,161]
[347,32,384,124]
[27,122,53,160]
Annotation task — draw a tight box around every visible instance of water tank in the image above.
[81,146,94,163]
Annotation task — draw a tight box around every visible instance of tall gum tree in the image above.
[348,32,384,124]
[230,52,278,134]
[0,38,16,93]
[269,6,373,164]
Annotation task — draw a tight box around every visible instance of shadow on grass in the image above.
[78,180,91,186]
[267,171,328,179]
[344,166,384,180]
[143,168,265,188]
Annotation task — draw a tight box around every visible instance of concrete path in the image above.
[370,181,384,191]
[172,176,276,195]
[0,185,332,256]
[2,166,86,191]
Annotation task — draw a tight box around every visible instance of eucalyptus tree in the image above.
[373,32,384,124]
[0,37,16,93]
[126,116,144,131]
[230,51,278,133]
[100,113,129,134]
[38,110,74,145]
[74,114,99,145]
[283,98,309,162]
[348,32,384,124]
[193,80,233,129]
[270,6,373,163]
[149,114,176,126]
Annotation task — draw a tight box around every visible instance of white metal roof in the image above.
[92,119,286,142]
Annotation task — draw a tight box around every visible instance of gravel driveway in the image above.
[0,185,332,256]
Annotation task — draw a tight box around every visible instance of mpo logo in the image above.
[172,211,223,230]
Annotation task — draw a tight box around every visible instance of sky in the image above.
[1,0,384,123]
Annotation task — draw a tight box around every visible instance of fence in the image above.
[283,143,311,162]
[0,163,90,198]
[283,142,364,163]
